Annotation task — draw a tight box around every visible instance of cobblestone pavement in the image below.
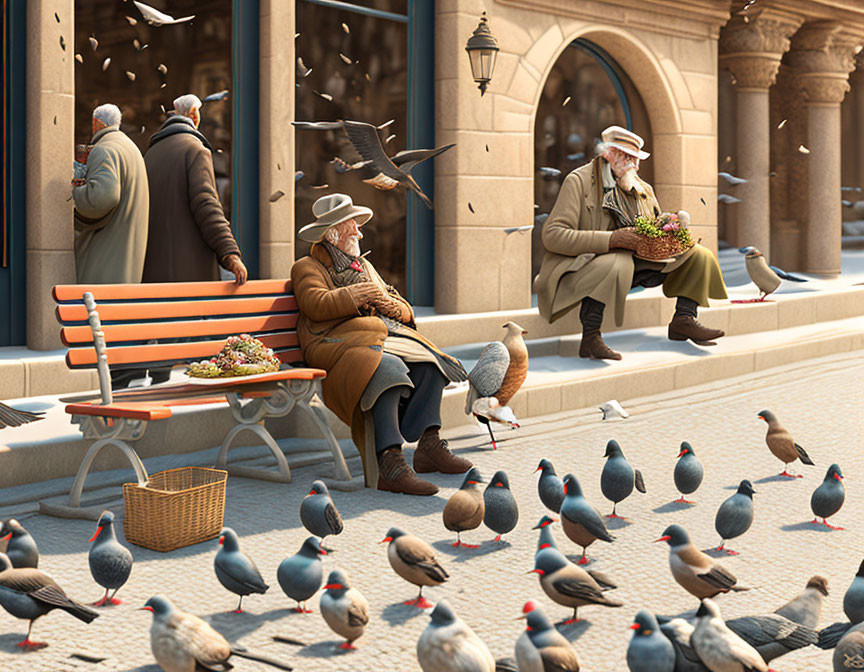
[2,349,863,672]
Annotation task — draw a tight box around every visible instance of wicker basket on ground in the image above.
[123,467,227,552]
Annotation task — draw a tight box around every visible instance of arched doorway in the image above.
[532,38,653,280]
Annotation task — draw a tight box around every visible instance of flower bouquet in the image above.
[186,334,281,378]
[633,211,694,262]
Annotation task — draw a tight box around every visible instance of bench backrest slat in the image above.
[53,279,292,302]
[56,295,298,322]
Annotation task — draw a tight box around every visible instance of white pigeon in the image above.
[690,599,769,672]
[133,1,195,26]
[417,599,495,672]
[599,400,629,420]
[472,397,519,427]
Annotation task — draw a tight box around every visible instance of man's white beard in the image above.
[337,236,361,257]
[616,166,640,193]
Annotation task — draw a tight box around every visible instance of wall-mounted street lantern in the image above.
[465,12,499,96]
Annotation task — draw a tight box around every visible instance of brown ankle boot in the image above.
[579,331,622,360]
[377,448,439,496]
[668,315,724,345]
[414,429,473,474]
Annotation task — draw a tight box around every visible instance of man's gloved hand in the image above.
[345,281,383,309]
[221,254,248,285]
[609,227,642,251]
[372,294,412,323]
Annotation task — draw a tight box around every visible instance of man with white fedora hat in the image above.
[291,194,472,496]
[534,125,728,360]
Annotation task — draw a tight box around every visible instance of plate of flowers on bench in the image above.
[633,212,695,263]
[186,334,282,380]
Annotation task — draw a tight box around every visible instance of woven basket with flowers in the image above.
[633,212,694,261]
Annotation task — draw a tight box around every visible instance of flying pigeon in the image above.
[133,1,195,26]
[214,527,269,613]
[300,480,344,548]
[733,246,807,303]
[293,119,453,209]
[599,399,628,420]
[483,471,519,542]
[718,194,741,204]
[811,464,845,530]
[774,575,828,629]
[381,527,447,609]
[0,401,43,428]
[0,519,39,568]
[560,473,615,565]
[515,601,581,671]
[600,439,646,519]
[417,599,495,672]
[718,171,748,185]
[88,511,132,607]
[0,552,98,649]
[758,409,814,478]
[714,480,755,555]
[627,610,676,672]
[320,568,369,650]
[674,442,704,504]
[535,458,564,514]
[277,536,325,613]
[690,599,771,672]
[203,90,229,103]
[539,166,562,180]
[503,224,534,234]
[443,468,485,548]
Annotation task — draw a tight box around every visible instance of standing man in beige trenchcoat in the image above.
[534,126,728,360]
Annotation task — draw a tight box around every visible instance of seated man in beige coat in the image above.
[535,126,728,360]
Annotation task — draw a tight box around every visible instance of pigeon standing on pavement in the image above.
[733,246,807,303]
[320,568,370,650]
[535,458,565,513]
[277,536,325,613]
[0,552,99,649]
[300,480,344,548]
[515,600,581,672]
[214,527,269,613]
[416,599,495,672]
[530,547,622,624]
[714,480,756,555]
[443,467,485,548]
[810,464,845,530]
[88,510,133,607]
[758,409,814,477]
[674,442,704,504]
[381,527,448,609]
[0,519,39,568]
[483,470,519,542]
[0,401,43,428]
[534,516,559,558]
[601,440,646,518]
[655,524,749,599]
[774,575,828,628]
[845,560,864,625]
[627,610,676,672]
[690,599,770,672]
[560,473,615,565]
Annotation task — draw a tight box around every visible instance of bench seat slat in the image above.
[62,313,299,345]
[53,279,291,302]
[57,295,298,323]
[65,402,175,421]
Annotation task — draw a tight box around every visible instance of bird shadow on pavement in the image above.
[117,666,161,672]
[203,607,298,640]
[634,340,712,356]
[653,500,696,514]
[296,640,356,658]
[780,521,836,533]
[754,474,799,484]
[555,619,592,641]
[381,600,427,626]
[604,517,633,530]
[0,632,39,655]
[702,547,741,558]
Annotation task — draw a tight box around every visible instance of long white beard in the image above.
[337,236,361,257]
[616,167,641,194]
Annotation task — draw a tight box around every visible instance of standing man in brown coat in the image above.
[142,94,247,284]
[291,194,472,496]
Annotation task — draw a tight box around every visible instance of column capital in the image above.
[787,21,862,104]
[719,11,803,89]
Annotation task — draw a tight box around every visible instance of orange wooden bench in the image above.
[41,279,353,519]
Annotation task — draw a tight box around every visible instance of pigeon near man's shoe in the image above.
[443,468,485,548]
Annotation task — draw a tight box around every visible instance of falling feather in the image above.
[59,35,66,51]
[718,171,747,185]
[125,16,137,25]
[718,194,741,204]
[269,190,285,203]
[503,225,534,235]
[125,71,136,81]
[385,134,396,144]
[157,64,167,75]
[842,200,853,207]
[75,53,83,63]
[160,83,166,89]
[468,202,475,213]
[339,53,353,65]
[342,22,350,33]
[365,73,371,81]
[203,90,229,102]
[89,36,98,51]
[297,57,312,78]
[102,57,111,71]
[799,145,810,154]
[562,96,571,106]
[54,12,60,22]
[486,145,489,152]
[160,104,166,114]
[314,90,333,102]
[295,171,305,182]
[778,118,787,129]
[700,197,707,206]
[311,184,329,190]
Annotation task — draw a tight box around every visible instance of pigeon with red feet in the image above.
[0,519,39,568]
[758,409,814,478]
[214,527,268,613]
[0,552,98,650]
[277,536,325,613]
[443,467,485,548]
[535,458,564,513]
[674,442,704,504]
[811,464,845,530]
[560,473,615,565]
[381,527,448,609]
[483,470,518,543]
[88,510,132,607]
[515,600,581,671]
[714,480,755,555]
[601,440,646,519]
[320,568,369,650]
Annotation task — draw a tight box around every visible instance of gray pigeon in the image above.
[534,516,559,561]
[846,560,864,625]
[628,610,676,672]
[0,519,39,568]
[810,464,845,530]
[300,480,344,546]
[600,440,646,518]
[417,599,495,672]
[674,442,704,504]
[214,527,269,613]
[560,473,615,565]
[725,613,818,662]
[834,622,864,672]
[690,599,770,671]
[277,536,326,613]
[659,616,709,672]
[483,471,519,542]
[774,575,828,629]
[88,510,132,607]
[515,600,581,671]
[713,480,755,555]
[320,568,369,649]
[535,458,564,513]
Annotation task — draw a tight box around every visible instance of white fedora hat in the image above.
[298,193,373,243]
[601,125,650,160]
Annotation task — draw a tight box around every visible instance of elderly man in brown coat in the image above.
[535,126,728,360]
[291,194,472,496]
[142,94,247,284]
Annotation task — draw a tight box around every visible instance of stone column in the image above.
[719,12,802,257]
[787,22,862,275]
[26,0,76,350]
[852,61,864,190]
[258,0,295,279]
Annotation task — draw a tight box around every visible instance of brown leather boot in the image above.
[579,331,622,360]
[377,448,439,496]
[668,315,724,345]
[414,428,473,474]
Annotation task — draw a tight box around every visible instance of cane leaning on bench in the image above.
[45,279,352,520]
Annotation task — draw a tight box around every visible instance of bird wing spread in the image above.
[634,469,646,493]
[469,342,510,398]
[396,541,449,582]
[391,144,455,173]
[342,121,403,180]
[325,502,344,535]
[696,564,738,591]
